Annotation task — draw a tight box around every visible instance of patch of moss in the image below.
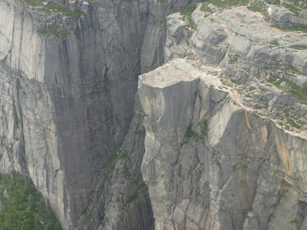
[184,123,195,139]
[290,45,307,50]
[45,2,85,19]
[230,79,241,85]
[180,2,197,30]
[202,0,249,10]
[200,3,213,13]
[287,118,301,129]
[268,74,307,101]
[134,130,145,136]
[24,0,41,6]
[121,166,131,177]
[283,2,300,16]
[38,26,69,36]
[247,0,267,16]
[278,24,307,34]
[228,54,240,64]
[126,192,138,204]
[181,121,208,147]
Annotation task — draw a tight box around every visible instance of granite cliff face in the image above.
[0,0,190,228]
[0,0,151,228]
[1,0,307,229]
[138,58,307,230]
[137,2,307,229]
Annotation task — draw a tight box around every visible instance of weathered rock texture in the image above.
[2,0,307,229]
[165,4,307,136]
[0,0,195,228]
[139,58,307,230]
[268,5,307,28]
[0,0,153,228]
[140,0,195,73]
[136,3,307,229]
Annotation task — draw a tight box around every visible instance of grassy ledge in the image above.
[38,26,70,36]
[180,2,197,30]
[268,74,307,101]
[43,2,85,19]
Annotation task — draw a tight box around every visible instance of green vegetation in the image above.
[121,166,131,177]
[269,213,276,219]
[134,130,145,136]
[230,79,241,85]
[184,123,195,139]
[277,24,307,33]
[100,218,108,227]
[182,120,208,147]
[268,74,307,101]
[287,118,301,129]
[284,108,290,118]
[252,113,260,118]
[101,145,123,170]
[201,120,208,137]
[43,2,85,19]
[180,2,197,30]
[0,171,62,230]
[288,65,304,75]
[24,0,41,6]
[283,1,300,16]
[289,219,302,225]
[228,54,240,64]
[200,3,213,14]
[126,192,138,204]
[248,0,307,32]
[25,0,85,36]
[25,0,84,18]
[290,43,305,50]
[99,145,132,176]
[201,0,249,11]
[247,0,268,16]
[38,26,69,36]
[119,153,132,162]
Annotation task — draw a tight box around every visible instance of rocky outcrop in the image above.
[140,0,194,73]
[138,58,307,230]
[165,4,307,135]
[268,5,307,28]
[135,3,307,229]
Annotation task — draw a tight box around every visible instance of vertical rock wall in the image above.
[138,59,307,230]
[0,0,152,228]
[0,0,195,228]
